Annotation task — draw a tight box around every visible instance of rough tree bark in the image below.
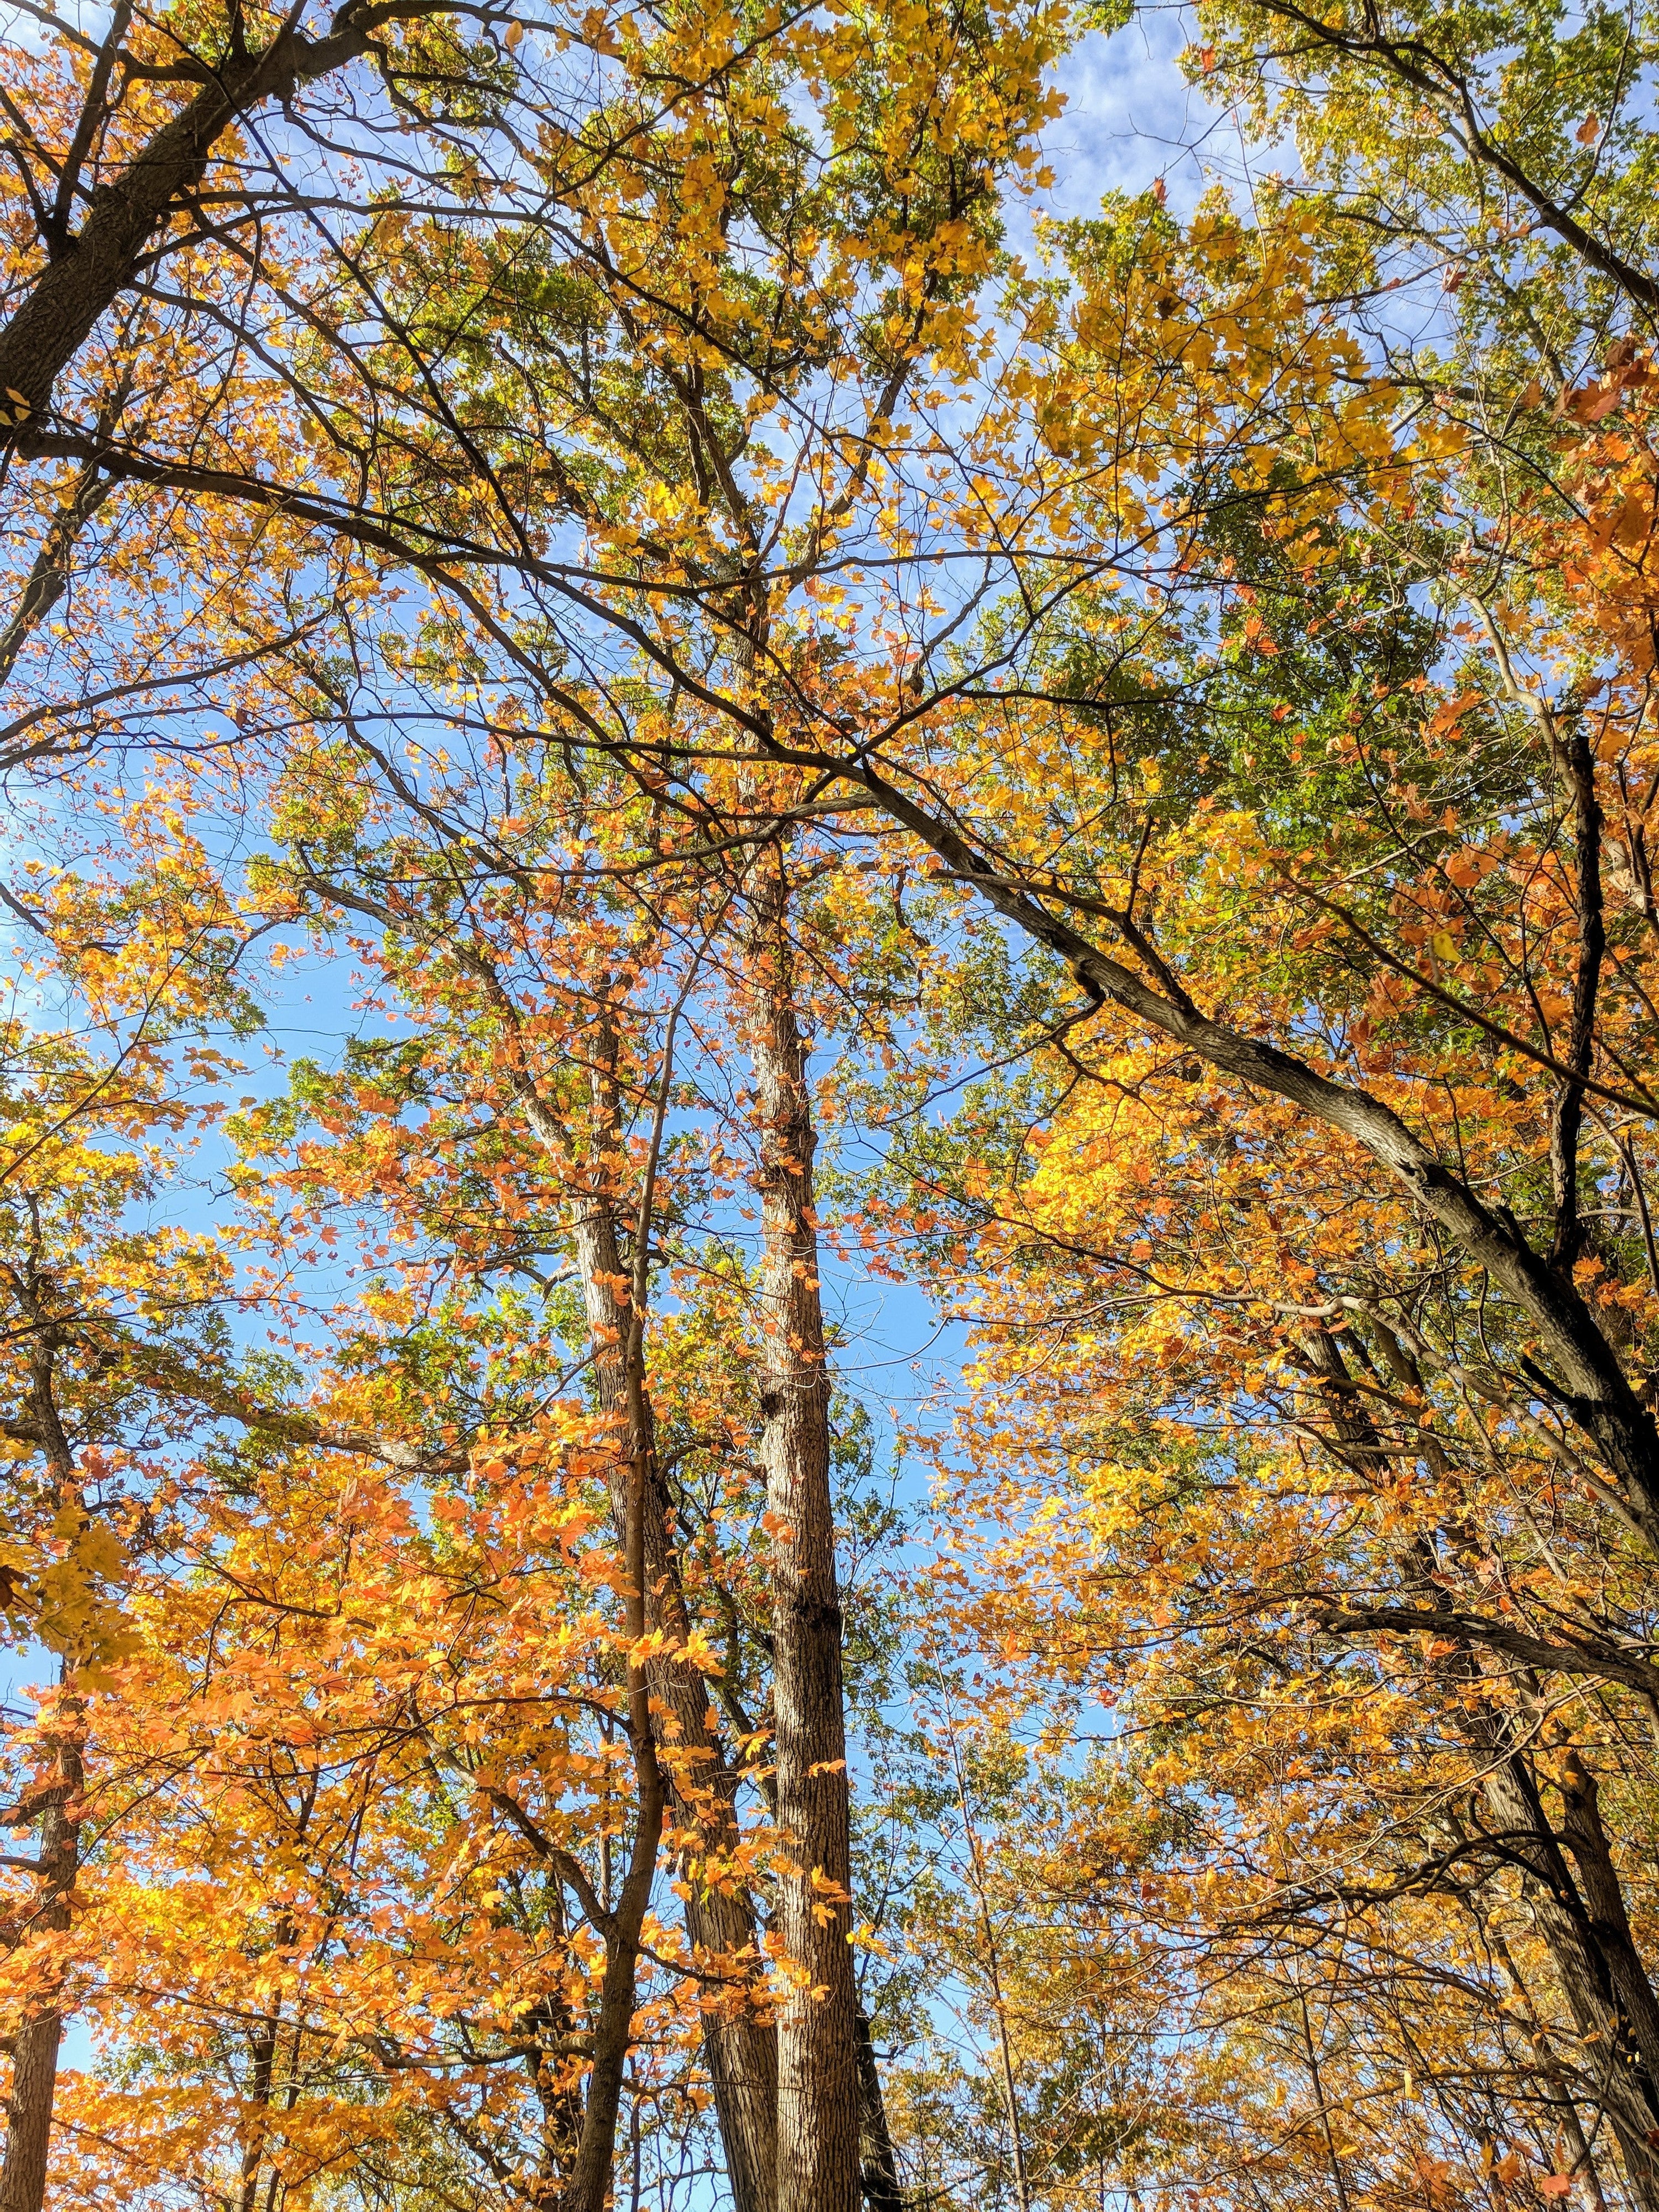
[1479,1751,1659,2209]
[0,1742,80,2212]
[744,859,862,2212]
[234,2000,280,2212]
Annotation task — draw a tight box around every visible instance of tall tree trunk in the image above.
[856,2006,904,2212]
[564,1381,667,2212]
[235,2001,280,2212]
[0,1736,79,2212]
[568,1194,779,2212]
[1478,1751,1659,2209]
[0,1327,84,2212]
[488,953,781,2210]
[1557,1747,1659,2076]
[509,1018,671,2212]
[513,941,886,2210]
[745,864,862,2212]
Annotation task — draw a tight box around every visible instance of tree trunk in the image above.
[1305,1327,1659,2211]
[234,2005,280,2212]
[517,1046,671,2212]
[569,1197,779,2212]
[0,1335,85,2212]
[856,2006,905,2212]
[564,1417,667,2212]
[1478,1751,1659,2210]
[496,962,782,2210]
[746,867,862,2212]
[0,1730,81,2212]
[1558,1749,1659,2083]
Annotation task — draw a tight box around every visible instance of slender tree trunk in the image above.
[0,1334,84,2212]
[855,2006,904,2212]
[236,2005,280,2212]
[0,1764,77,2212]
[515,938,886,2211]
[516,1028,671,2212]
[565,1419,667,2212]
[568,1191,779,2212]
[493,958,780,2210]
[746,864,862,2212]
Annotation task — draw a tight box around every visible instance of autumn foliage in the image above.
[2,0,1659,2206]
